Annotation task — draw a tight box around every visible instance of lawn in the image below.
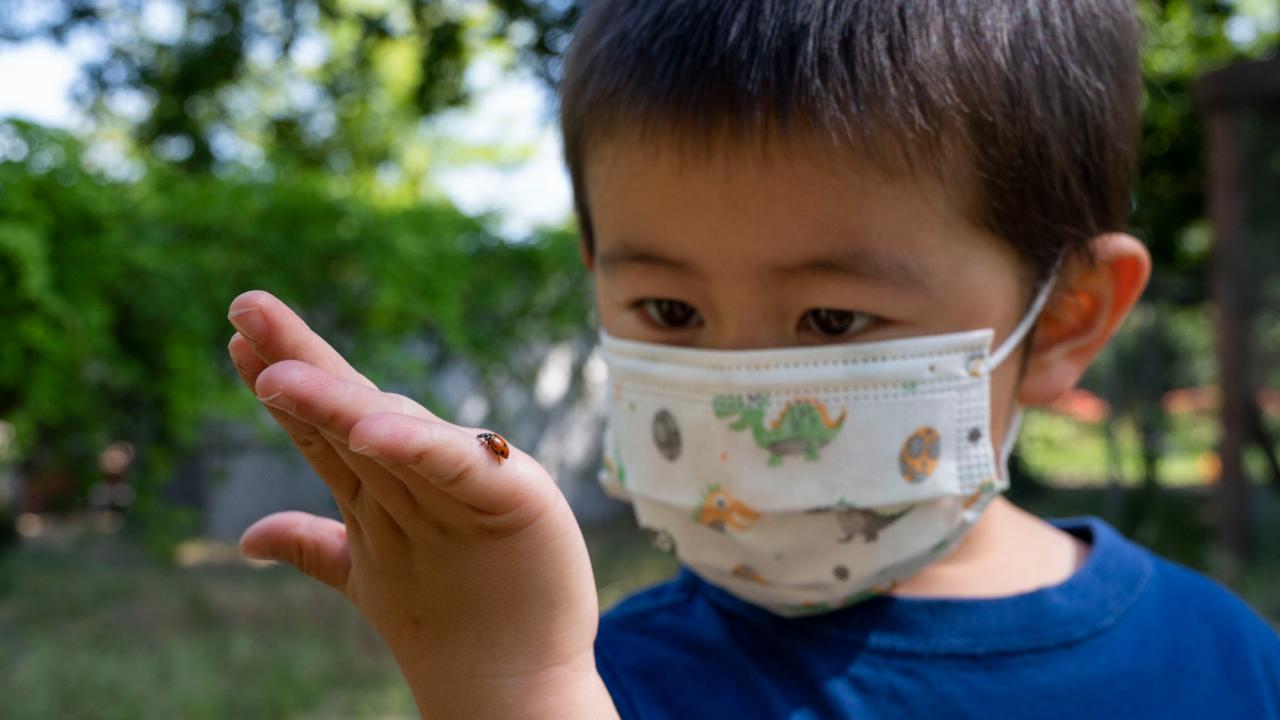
[0,519,680,720]
[1,536,415,720]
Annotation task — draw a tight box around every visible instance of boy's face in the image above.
[583,135,1037,441]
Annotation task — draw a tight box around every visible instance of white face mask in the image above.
[596,277,1057,616]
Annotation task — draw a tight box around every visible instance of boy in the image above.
[225,0,1280,717]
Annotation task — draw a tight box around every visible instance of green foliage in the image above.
[1067,2,1280,521]
[0,0,575,176]
[0,119,590,556]
[1133,0,1279,304]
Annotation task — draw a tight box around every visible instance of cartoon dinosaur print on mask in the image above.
[694,484,760,532]
[713,394,847,466]
[805,501,913,543]
[601,453,626,487]
[731,564,769,584]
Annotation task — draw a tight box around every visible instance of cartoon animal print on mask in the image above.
[805,501,913,543]
[640,525,677,554]
[601,453,627,487]
[651,408,681,461]
[713,394,847,466]
[898,426,941,483]
[694,483,760,532]
[731,564,769,585]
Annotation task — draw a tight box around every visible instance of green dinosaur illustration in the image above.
[713,393,847,466]
[602,452,626,487]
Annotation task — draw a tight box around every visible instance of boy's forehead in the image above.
[583,133,1012,288]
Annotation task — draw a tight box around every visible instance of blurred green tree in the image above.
[1084,0,1277,515]
[0,1,588,554]
[0,0,576,176]
[0,118,589,554]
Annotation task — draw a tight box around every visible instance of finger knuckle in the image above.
[424,453,471,492]
[290,538,316,577]
[255,361,303,394]
[349,411,397,446]
[293,427,333,461]
[314,402,343,432]
[387,392,414,414]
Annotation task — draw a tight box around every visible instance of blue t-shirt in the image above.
[595,516,1280,719]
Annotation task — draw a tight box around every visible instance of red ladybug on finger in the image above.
[476,432,510,462]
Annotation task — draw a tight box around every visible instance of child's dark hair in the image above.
[558,0,1142,286]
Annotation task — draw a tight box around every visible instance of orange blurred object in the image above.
[1195,450,1222,484]
[1162,386,1221,415]
[1049,388,1112,423]
[1162,386,1279,417]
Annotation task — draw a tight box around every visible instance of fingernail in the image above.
[228,306,267,343]
[349,444,379,458]
[257,391,296,413]
[240,546,271,561]
[240,546,278,566]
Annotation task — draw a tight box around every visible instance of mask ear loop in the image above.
[985,258,1065,373]
[986,255,1067,479]
[998,408,1026,470]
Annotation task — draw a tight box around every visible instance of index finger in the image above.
[349,413,557,521]
[228,289,376,390]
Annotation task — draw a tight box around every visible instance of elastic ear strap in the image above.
[998,408,1025,477]
[985,259,1065,372]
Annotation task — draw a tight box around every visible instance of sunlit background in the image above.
[1,1,1278,717]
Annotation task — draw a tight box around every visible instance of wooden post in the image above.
[1204,111,1250,575]
[1193,57,1280,575]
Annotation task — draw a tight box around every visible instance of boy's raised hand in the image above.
[225,290,617,719]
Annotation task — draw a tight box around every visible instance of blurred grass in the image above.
[0,537,418,720]
[0,520,680,720]
[1019,407,1280,488]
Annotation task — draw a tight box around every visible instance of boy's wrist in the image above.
[403,654,620,720]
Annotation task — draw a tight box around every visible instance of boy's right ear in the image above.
[1017,232,1151,406]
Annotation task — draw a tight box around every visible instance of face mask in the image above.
[596,276,1058,616]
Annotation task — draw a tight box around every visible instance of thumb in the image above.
[240,511,352,596]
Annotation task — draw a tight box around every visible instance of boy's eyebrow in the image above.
[595,242,930,288]
[595,246,700,274]
[773,247,931,288]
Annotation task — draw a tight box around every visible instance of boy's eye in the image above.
[639,299,702,329]
[801,308,875,338]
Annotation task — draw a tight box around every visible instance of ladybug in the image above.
[476,431,510,462]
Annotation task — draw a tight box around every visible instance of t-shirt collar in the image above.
[683,516,1153,654]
